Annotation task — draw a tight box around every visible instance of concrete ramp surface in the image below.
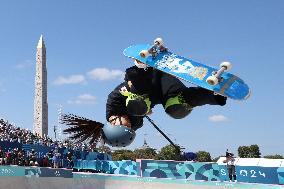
[0,174,283,189]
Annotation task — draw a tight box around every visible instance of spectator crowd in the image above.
[0,118,79,168]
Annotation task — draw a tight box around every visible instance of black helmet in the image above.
[102,123,136,147]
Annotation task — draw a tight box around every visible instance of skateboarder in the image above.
[62,59,227,147]
[107,59,227,131]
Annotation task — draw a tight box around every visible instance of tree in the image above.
[250,145,261,157]
[238,146,250,158]
[156,145,181,160]
[196,151,212,162]
[111,150,135,161]
[238,144,261,158]
[133,148,157,159]
[263,154,284,159]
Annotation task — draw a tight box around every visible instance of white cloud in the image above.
[68,94,97,105]
[87,68,124,81]
[208,115,229,122]
[53,75,85,85]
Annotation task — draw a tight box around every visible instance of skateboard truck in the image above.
[140,38,166,58]
[206,62,232,86]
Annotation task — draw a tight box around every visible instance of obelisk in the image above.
[33,35,48,137]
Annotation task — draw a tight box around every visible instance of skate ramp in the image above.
[0,160,284,189]
[0,173,283,189]
[74,158,284,185]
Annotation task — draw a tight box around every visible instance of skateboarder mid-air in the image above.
[62,58,227,147]
[107,59,227,130]
[62,38,249,147]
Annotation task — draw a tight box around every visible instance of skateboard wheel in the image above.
[140,50,149,58]
[206,76,219,86]
[154,37,164,46]
[220,61,232,70]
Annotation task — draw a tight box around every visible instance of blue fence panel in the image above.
[236,166,280,184]
[0,166,26,176]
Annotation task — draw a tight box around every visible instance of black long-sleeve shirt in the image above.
[105,66,158,130]
[105,66,223,130]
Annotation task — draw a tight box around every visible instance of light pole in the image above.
[54,125,57,141]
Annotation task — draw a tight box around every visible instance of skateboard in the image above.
[123,38,250,100]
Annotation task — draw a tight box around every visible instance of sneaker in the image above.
[214,94,227,106]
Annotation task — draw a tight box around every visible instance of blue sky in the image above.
[0,0,283,157]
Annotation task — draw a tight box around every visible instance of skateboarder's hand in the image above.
[109,115,131,128]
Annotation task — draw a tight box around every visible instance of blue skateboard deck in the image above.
[124,44,250,100]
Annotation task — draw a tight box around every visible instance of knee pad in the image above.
[127,99,148,116]
[126,94,151,116]
[165,95,193,119]
[165,104,192,119]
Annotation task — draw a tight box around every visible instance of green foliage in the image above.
[196,151,212,162]
[111,150,135,161]
[133,148,157,159]
[263,154,284,159]
[156,145,181,160]
[238,146,250,158]
[250,145,261,157]
[238,144,261,158]
[111,144,280,162]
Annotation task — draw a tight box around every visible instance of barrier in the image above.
[74,160,139,175]
[217,157,284,185]
[139,159,220,181]
[74,159,220,181]
[73,158,284,185]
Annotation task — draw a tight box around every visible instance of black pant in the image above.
[228,165,236,181]
[106,67,222,130]
[127,68,219,108]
